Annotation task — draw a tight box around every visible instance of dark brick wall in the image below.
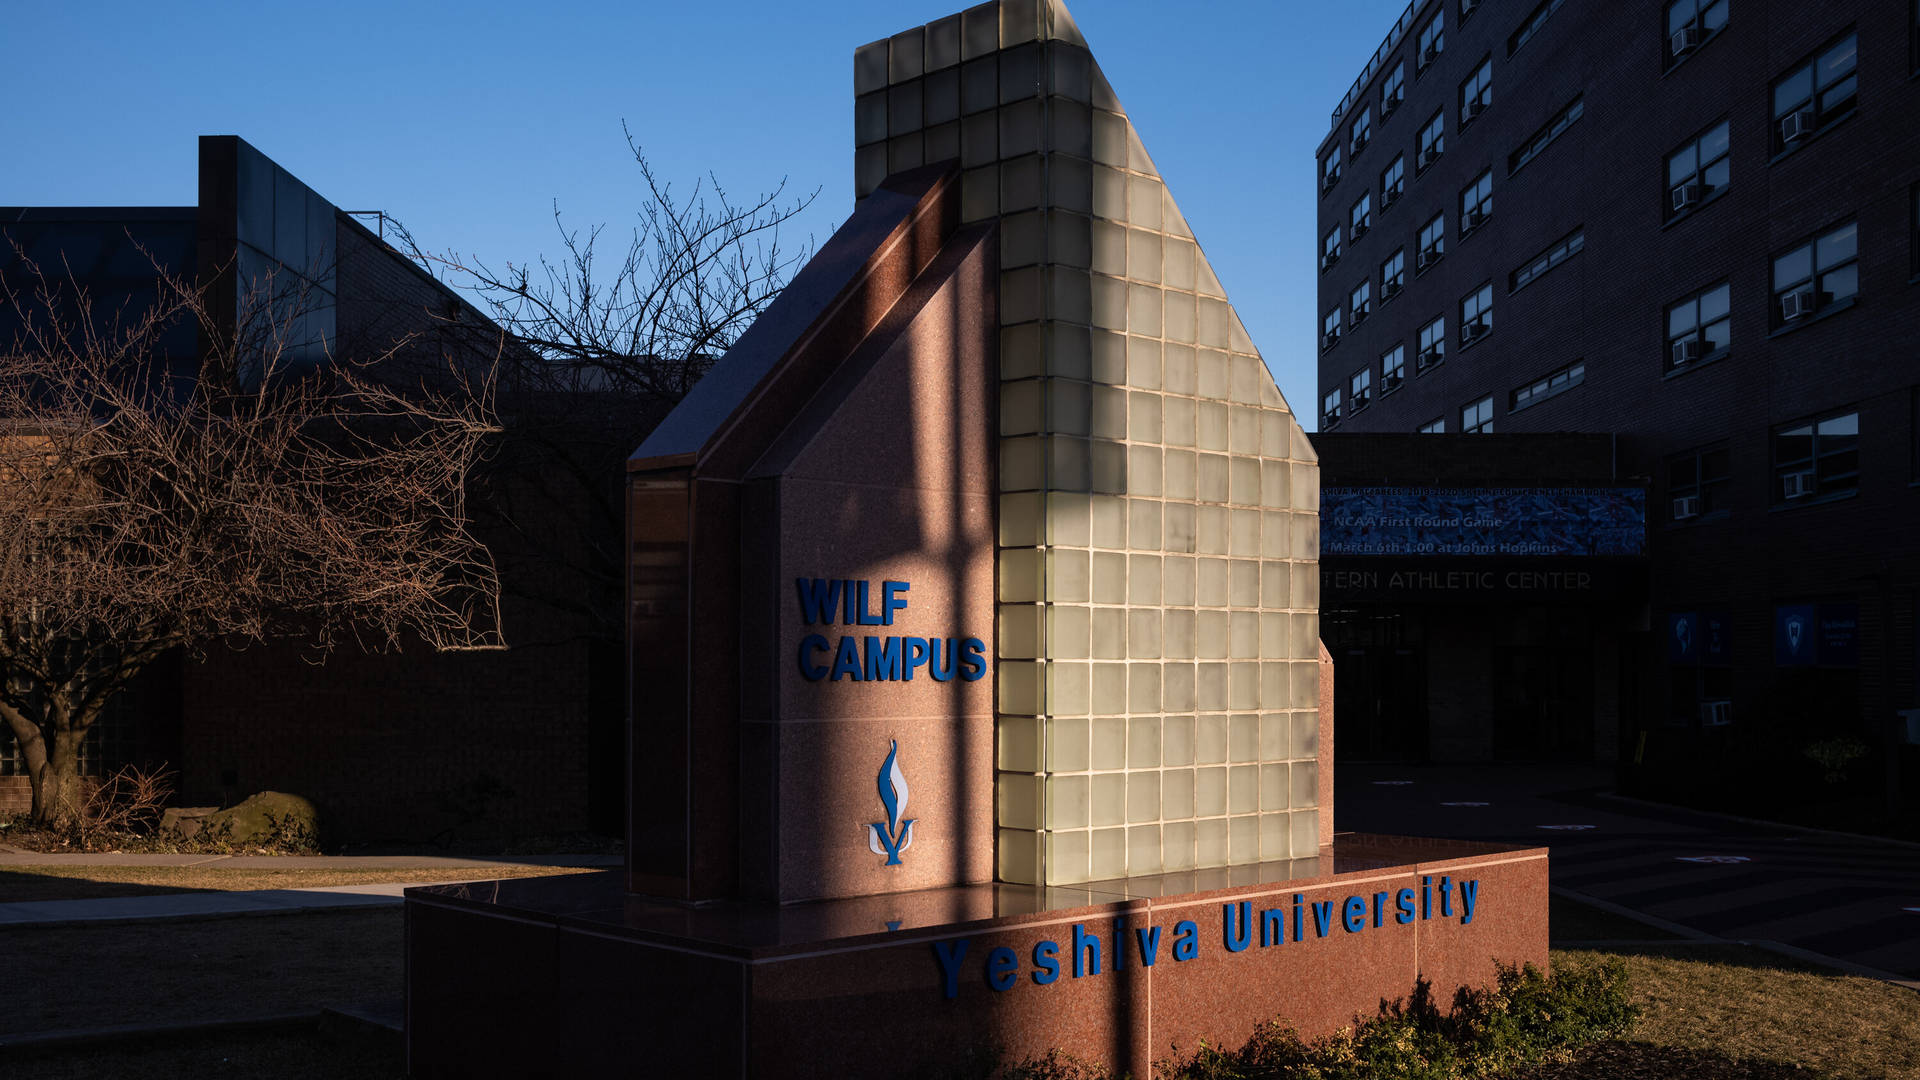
[1314,0,1920,745]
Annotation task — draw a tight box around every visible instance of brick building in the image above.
[0,137,620,838]
[1312,0,1919,812]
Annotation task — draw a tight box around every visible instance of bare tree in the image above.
[389,131,817,645]
[0,259,503,829]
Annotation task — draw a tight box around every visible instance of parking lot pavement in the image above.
[1337,762,1920,980]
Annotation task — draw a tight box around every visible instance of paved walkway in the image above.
[1338,763,1920,982]
[0,852,619,927]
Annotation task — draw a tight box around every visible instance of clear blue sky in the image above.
[2,0,1410,424]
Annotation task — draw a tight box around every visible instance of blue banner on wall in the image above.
[1322,487,1647,558]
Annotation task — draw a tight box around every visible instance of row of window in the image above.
[1323,208,1879,431]
[1668,402,1885,522]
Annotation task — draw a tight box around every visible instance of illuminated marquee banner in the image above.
[1322,486,1646,558]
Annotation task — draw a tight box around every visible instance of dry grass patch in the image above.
[1555,945,1920,1080]
[0,863,599,903]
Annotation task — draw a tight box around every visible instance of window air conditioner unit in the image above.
[1671,183,1705,211]
[1418,148,1439,170]
[1462,320,1487,343]
[1384,182,1403,206]
[1671,24,1701,58]
[1323,171,1340,191]
[1322,251,1340,270]
[1422,43,1438,64]
[1672,494,1702,520]
[1417,345,1441,369]
[1352,389,1371,409]
[1781,109,1815,144]
[1383,92,1402,117]
[1780,289,1816,321]
[1671,338,1706,367]
[1383,280,1403,299]
[1382,373,1403,392]
[1699,699,1733,727]
[1465,98,1486,122]
[1416,249,1436,272]
[1352,306,1370,325]
[1353,133,1370,154]
[1324,328,1341,348]
[1781,470,1815,499]
[1463,207,1485,232]
[1352,222,1369,240]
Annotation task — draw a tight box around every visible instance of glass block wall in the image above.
[855,0,1321,886]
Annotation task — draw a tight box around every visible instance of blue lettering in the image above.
[1172,920,1198,961]
[1135,925,1161,967]
[902,637,929,680]
[1312,900,1334,938]
[1396,888,1417,924]
[1223,901,1252,953]
[1293,894,1304,942]
[796,578,840,626]
[928,638,956,682]
[1031,941,1060,985]
[932,939,970,1000]
[1440,875,1454,918]
[843,579,858,624]
[959,637,987,681]
[864,637,903,681]
[798,634,830,681]
[985,946,1017,992]
[1261,907,1285,946]
[1422,876,1432,920]
[1343,896,1366,933]
[831,637,863,681]
[1373,891,1390,928]
[856,580,883,626]
[1071,923,1102,977]
[883,580,910,625]
[1460,879,1477,924]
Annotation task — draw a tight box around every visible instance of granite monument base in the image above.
[405,834,1546,1078]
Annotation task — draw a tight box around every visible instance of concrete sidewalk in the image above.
[0,852,620,927]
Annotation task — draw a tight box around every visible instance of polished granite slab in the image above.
[406,832,1535,958]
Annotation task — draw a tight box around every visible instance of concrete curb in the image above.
[0,1012,317,1052]
[1595,791,1920,852]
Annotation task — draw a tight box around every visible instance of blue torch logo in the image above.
[866,740,916,866]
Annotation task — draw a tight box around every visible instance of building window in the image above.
[1382,344,1406,392]
[1351,105,1373,156]
[1459,170,1493,235]
[1460,0,1483,24]
[1382,61,1407,116]
[1323,387,1343,427]
[1666,280,1730,371]
[1459,58,1493,128]
[1417,315,1446,372]
[1417,10,1446,74]
[1417,212,1446,272]
[1322,145,1343,193]
[1773,409,1859,502]
[1381,248,1407,297]
[1509,0,1569,57]
[1667,444,1730,521]
[1461,396,1494,433]
[1511,359,1585,412]
[1510,228,1584,293]
[1419,417,1447,433]
[1772,34,1858,155]
[1773,220,1858,328]
[1417,110,1446,173]
[1350,192,1372,241]
[1666,0,1728,67]
[1508,97,1583,175]
[1323,307,1343,350]
[1381,154,1406,209]
[1667,120,1730,221]
[1351,280,1373,325]
[1459,283,1494,346]
[1350,367,1374,412]
[1322,226,1342,272]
